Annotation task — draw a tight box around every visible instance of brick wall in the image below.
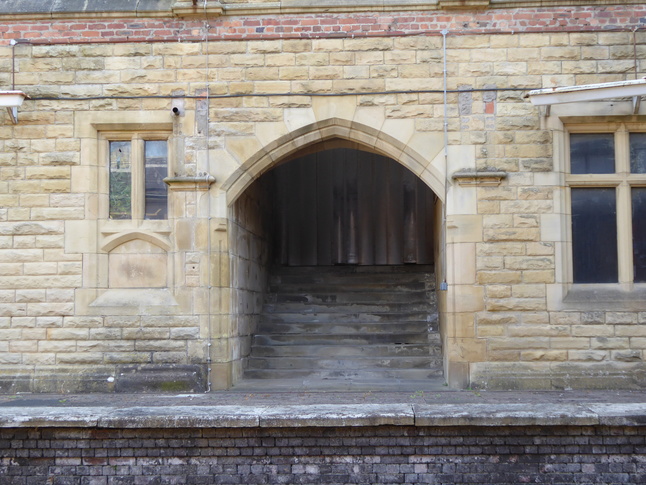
[1,425,645,483]
[1,6,645,45]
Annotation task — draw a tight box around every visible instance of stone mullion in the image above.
[615,128,633,286]
[131,135,145,221]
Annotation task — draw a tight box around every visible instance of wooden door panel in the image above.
[273,148,434,266]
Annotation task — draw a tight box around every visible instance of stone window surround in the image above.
[70,110,195,315]
[546,106,646,311]
[101,131,171,221]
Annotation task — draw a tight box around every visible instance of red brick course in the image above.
[1,5,644,45]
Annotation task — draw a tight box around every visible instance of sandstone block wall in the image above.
[0,3,645,390]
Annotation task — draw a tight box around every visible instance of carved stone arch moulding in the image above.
[101,231,172,254]
[222,117,446,205]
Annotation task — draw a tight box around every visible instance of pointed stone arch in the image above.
[222,117,446,205]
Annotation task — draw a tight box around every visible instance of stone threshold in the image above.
[1,402,645,428]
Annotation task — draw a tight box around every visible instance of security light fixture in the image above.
[0,90,28,124]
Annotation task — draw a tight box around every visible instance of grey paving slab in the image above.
[0,390,645,429]
[98,405,262,428]
[413,403,599,427]
[258,404,415,427]
[585,403,646,426]
[0,407,105,427]
[1,400,646,429]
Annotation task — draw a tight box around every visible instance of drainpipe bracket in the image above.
[452,170,507,187]
[164,174,216,191]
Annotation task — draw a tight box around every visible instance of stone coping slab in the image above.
[1,402,646,428]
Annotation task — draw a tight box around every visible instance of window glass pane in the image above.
[632,188,646,282]
[109,141,131,219]
[630,133,646,173]
[144,140,168,220]
[571,188,618,283]
[570,133,615,174]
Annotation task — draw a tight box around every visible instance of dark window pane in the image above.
[571,188,617,283]
[630,133,646,173]
[109,141,131,219]
[570,133,615,174]
[632,188,646,282]
[144,140,168,219]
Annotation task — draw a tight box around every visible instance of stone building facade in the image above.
[1,0,646,392]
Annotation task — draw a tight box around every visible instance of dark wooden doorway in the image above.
[272,148,435,266]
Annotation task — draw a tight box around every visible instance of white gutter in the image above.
[526,78,646,115]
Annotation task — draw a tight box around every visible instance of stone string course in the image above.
[1,6,645,45]
[1,425,645,484]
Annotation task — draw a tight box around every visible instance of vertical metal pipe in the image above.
[440,29,449,291]
[10,39,16,91]
[203,0,213,393]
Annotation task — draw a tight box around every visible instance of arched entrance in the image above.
[229,140,444,391]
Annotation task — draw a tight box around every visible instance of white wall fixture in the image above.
[0,90,28,124]
[526,78,646,116]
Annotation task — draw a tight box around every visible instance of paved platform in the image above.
[1,389,645,428]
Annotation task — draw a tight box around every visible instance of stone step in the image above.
[268,280,431,293]
[256,322,438,336]
[247,355,441,370]
[242,265,441,387]
[263,301,435,314]
[253,333,436,346]
[232,376,447,392]
[267,290,432,304]
[243,368,444,380]
[270,265,435,276]
[261,311,436,324]
[250,343,441,358]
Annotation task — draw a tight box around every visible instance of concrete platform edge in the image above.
[1,402,646,428]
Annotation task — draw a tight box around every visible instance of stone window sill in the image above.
[563,284,646,312]
[90,289,179,309]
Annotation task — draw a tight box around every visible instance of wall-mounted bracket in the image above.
[164,173,216,191]
[633,95,641,115]
[6,106,17,124]
[0,91,28,124]
[452,170,507,187]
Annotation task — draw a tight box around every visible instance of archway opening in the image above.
[230,143,443,390]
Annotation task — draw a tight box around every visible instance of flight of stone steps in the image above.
[240,265,443,391]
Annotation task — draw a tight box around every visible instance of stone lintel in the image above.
[2,403,646,429]
[452,170,507,187]
[164,174,216,191]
